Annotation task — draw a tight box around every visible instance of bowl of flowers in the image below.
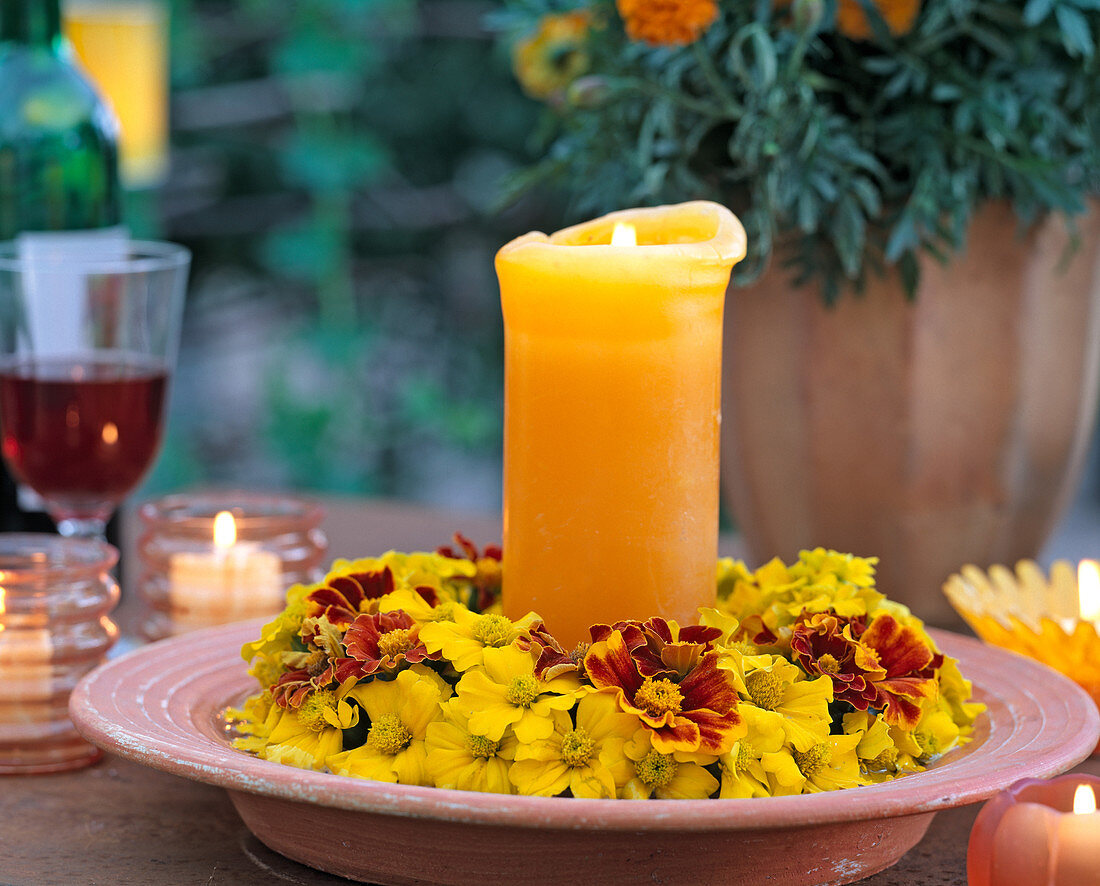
[71,537,1100,886]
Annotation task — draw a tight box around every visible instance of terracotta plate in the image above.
[71,623,1099,886]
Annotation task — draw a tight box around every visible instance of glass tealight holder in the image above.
[136,492,328,640]
[0,534,119,775]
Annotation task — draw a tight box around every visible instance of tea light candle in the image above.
[496,202,746,647]
[0,589,53,704]
[168,510,282,628]
[968,774,1100,886]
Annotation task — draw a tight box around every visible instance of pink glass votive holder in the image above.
[969,774,1100,886]
[136,492,327,639]
[0,534,119,774]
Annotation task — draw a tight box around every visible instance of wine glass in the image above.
[0,240,189,539]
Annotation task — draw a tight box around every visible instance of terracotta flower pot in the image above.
[720,202,1100,623]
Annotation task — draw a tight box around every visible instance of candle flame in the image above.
[101,422,118,445]
[610,222,637,247]
[213,511,237,549]
[1074,784,1097,815]
[1079,560,1100,621]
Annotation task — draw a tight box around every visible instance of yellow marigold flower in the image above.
[227,690,280,755]
[936,655,985,731]
[259,678,361,771]
[240,583,312,661]
[717,558,754,602]
[760,732,867,795]
[794,548,878,589]
[717,705,787,798]
[512,11,592,101]
[910,701,963,759]
[425,699,519,794]
[419,606,539,672]
[510,692,638,798]
[835,0,920,40]
[731,653,833,752]
[616,0,718,46]
[327,668,446,785]
[331,551,476,605]
[454,644,582,743]
[621,729,719,799]
[841,710,918,782]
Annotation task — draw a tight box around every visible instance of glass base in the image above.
[0,735,103,775]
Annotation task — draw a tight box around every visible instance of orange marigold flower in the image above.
[835,0,920,40]
[585,627,744,755]
[616,0,718,47]
[512,11,593,101]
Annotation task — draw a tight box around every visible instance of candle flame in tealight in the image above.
[1078,560,1100,621]
[1073,784,1097,815]
[610,222,637,247]
[213,511,237,549]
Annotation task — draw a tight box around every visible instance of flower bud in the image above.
[566,75,612,108]
[792,0,824,32]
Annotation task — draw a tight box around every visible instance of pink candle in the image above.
[969,774,1100,886]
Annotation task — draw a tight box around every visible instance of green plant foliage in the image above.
[500,0,1100,300]
[155,0,548,502]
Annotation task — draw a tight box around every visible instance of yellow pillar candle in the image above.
[496,201,746,648]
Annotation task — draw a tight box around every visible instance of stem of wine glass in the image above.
[55,515,110,541]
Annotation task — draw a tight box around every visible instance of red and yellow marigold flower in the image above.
[338,609,436,678]
[616,0,718,46]
[857,614,941,728]
[305,566,393,626]
[790,612,880,710]
[437,533,503,612]
[792,612,940,729]
[585,626,744,755]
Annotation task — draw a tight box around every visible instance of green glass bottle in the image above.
[0,0,121,238]
[0,0,124,531]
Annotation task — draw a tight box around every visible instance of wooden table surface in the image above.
[1,495,1096,886]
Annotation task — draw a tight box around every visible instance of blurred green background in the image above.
[126,0,557,511]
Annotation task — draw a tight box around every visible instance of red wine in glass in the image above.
[0,355,168,520]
